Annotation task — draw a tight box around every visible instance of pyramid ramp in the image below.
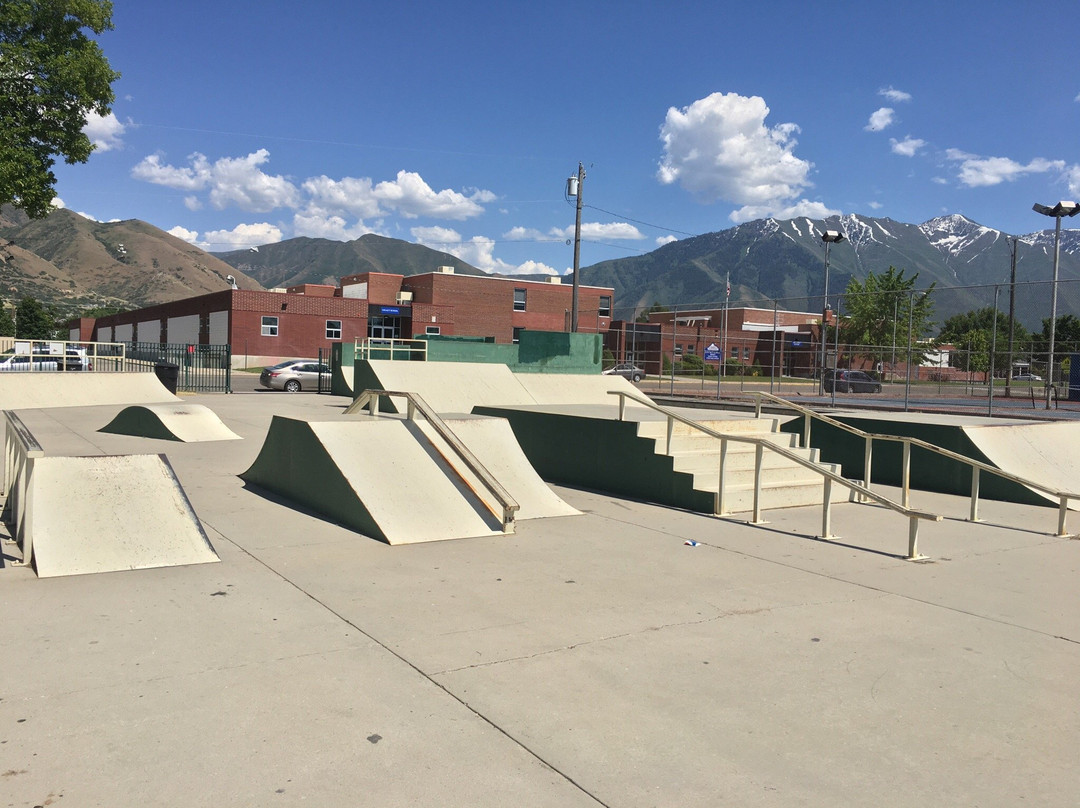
[241,417,508,545]
[415,417,580,520]
[0,372,178,411]
[354,361,535,414]
[26,454,219,578]
[515,372,647,408]
[100,404,241,442]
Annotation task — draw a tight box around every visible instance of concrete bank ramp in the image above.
[0,372,178,411]
[241,415,578,544]
[27,454,219,578]
[100,403,241,442]
[962,420,1080,506]
[354,360,646,414]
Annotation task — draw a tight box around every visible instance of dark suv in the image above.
[823,369,882,394]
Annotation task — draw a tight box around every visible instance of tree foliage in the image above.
[0,0,119,218]
[839,267,936,366]
[15,295,56,339]
[938,307,1029,374]
[0,305,15,337]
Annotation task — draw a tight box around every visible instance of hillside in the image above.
[581,214,1080,330]
[0,208,263,313]
[213,234,485,289]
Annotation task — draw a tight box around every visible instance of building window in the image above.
[743,346,751,360]
[674,345,683,356]
[426,326,441,335]
[685,344,696,354]
[598,295,611,317]
[513,288,527,311]
[730,347,738,359]
[326,320,342,340]
[261,316,278,337]
[513,327,524,344]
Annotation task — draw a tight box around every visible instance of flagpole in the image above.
[721,273,730,381]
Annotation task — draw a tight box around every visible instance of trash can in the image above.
[154,362,180,394]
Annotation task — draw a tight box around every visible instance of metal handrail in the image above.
[744,390,1079,537]
[608,391,940,559]
[3,410,45,566]
[344,389,519,532]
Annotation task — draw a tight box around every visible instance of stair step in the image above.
[634,417,781,439]
[672,447,820,473]
[708,478,847,513]
[687,462,841,489]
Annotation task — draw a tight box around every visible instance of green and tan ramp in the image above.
[241,415,578,544]
[25,454,219,578]
[100,403,241,442]
[0,372,179,411]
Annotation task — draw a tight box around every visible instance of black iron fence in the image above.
[125,342,232,393]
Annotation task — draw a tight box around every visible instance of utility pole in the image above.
[1006,236,1017,397]
[567,163,585,333]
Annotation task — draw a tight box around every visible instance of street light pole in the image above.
[1032,201,1080,409]
[819,230,845,394]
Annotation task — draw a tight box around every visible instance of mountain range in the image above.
[2,205,1078,331]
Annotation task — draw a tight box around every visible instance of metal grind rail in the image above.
[3,410,45,566]
[608,391,941,560]
[742,390,1080,538]
[345,389,519,532]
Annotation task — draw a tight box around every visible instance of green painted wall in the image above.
[474,405,715,513]
[780,415,1047,506]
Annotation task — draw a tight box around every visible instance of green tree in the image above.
[1,1,120,218]
[938,307,1027,375]
[15,296,55,339]
[0,305,15,337]
[1032,314,1080,360]
[638,302,669,322]
[839,267,935,367]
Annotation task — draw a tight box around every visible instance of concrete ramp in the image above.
[0,372,178,411]
[355,360,535,413]
[100,404,241,442]
[415,417,580,520]
[241,417,508,544]
[27,454,219,578]
[515,372,646,407]
[961,420,1080,506]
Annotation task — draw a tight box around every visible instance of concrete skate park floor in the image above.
[2,389,1078,807]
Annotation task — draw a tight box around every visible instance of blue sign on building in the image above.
[379,306,401,315]
[704,342,721,361]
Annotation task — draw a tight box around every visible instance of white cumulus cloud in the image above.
[878,86,912,103]
[656,235,678,246]
[84,111,126,152]
[1067,164,1080,197]
[131,149,300,212]
[167,226,200,244]
[374,171,491,220]
[890,136,926,157]
[731,199,840,223]
[865,108,895,131]
[202,222,283,251]
[292,212,377,241]
[549,222,645,241]
[946,149,1065,187]
[657,92,822,223]
[301,175,382,219]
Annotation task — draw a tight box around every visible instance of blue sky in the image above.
[59,0,1080,276]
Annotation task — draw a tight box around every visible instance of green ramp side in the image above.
[473,405,715,513]
[240,415,389,542]
[780,414,1048,506]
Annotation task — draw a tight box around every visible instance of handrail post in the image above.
[406,399,416,421]
[751,444,765,524]
[907,516,921,559]
[716,437,728,515]
[754,394,762,419]
[618,394,626,422]
[803,416,811,449]
[666,415,674,455]
[862,438,873,502]
[1057,496,1069,537]
[902,441,911,508]
[969,466,981,522]
[821,478,833,539]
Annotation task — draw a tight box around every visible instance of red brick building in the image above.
[74,268,614,367]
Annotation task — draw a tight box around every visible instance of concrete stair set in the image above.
[633,416,843,513]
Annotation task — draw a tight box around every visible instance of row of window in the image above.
[262,317,343,339]
[513,289,611,317]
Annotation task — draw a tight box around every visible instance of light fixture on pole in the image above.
[1032,200,1080,408]
[819,229,845,393]
[566,163,585,333]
